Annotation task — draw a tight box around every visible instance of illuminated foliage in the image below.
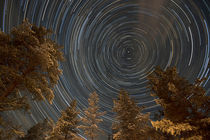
[0,19,64,140]
[78,92,106,140]
[151,119,197,136]
[49,100,82,140]
[148,66,210,139]
[112,89,164,140]
[0,96,29,112]
[0,20,64,112]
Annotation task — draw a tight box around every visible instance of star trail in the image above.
[0,0,209,135]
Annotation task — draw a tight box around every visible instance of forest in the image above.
[0,20,209,140]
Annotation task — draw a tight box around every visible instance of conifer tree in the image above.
[112,89,163,140]
[49,100,82,140]
[0,20,64,112]
[148,66,210,139]
[20,119,53,140]
[78,92,106,140]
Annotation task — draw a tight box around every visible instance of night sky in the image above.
[0,0,209,136]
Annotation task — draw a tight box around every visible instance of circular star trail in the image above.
[1,0,210,134]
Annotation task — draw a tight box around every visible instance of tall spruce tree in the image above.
[148,66,210,139]
[49,100,81,140]
[78,92,106,140]
[112,89,164,140]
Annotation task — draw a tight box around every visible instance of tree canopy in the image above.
[148,66,210,139]
[0,19,64,140]
[0,20,64,112]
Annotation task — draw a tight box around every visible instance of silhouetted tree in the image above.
[49,100,82,140]
[79,92,106,140]
[112,89,165,140]
[148,66,210,139]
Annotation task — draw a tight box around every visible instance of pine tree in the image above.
[78,92,106,140]
[112,89,164,140]
[20,119,53,140]
[49,100,82,140]
[148,66,210,139]
[0,19,64,112]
